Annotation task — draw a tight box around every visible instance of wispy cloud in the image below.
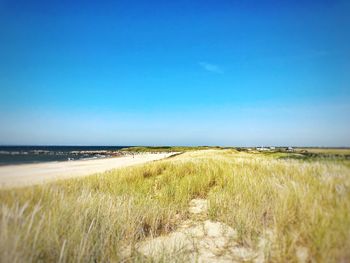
[199,62,223,74]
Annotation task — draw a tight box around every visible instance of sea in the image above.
[0,146,130,166]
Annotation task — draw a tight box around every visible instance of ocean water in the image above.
[0,146,130,165]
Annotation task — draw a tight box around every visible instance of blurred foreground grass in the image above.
[0,149,349,262]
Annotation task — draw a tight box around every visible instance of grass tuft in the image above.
[0,150,349,262]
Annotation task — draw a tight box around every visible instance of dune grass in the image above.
[120,146,228,152]
[0,150,349,262]
[295,147,350,155]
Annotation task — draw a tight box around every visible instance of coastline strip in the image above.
[0,153,175,188]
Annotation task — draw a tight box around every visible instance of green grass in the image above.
[0,149,349,262]
[120,146,228,152]
[295,147,350,155]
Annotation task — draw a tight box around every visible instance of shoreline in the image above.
[0,152,176,189]
[0,154,132,168]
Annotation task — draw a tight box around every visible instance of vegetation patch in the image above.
[0,150,349,262]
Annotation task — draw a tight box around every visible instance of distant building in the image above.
[287,147,294,152]
[270,146,275,150]
[256,147,269,151]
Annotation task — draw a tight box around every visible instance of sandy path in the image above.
[123,199,268,262]
[0,153,175,188]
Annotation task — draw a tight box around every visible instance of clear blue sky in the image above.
[0,0,349,146]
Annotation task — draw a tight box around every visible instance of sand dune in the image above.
[0,153,175,188]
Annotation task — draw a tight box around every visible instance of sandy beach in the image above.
[0,153,175,188]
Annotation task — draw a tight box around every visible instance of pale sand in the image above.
[126,198,267,262]
[0,153,176,188]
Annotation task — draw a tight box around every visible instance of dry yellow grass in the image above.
[0,149,349,262]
